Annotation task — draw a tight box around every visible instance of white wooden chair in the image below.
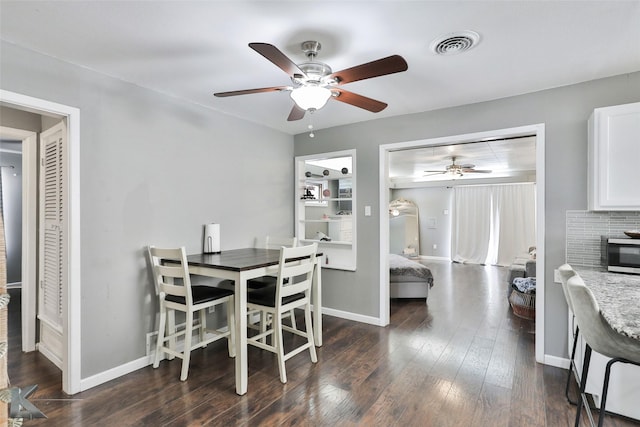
[246,243,318,383]
[148,246,235,381]
[247,235,298,289]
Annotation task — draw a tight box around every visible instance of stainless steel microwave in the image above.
[601,236,640,274]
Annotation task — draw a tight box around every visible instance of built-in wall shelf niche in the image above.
[295,149,356,271]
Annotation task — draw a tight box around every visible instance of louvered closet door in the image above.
[38,121,67,368]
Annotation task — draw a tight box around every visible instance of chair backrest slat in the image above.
[262,235,298,250]
[148,246,192,302]
[275,244,317,303]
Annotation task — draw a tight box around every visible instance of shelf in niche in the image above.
[300,218,352,222]
[300,197,353,202]
[300,174,352,181]
[300,238,352,246]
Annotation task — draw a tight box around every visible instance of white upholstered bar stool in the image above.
[557,263,580,405]
[148,246,235,381]
[566,274,640,427]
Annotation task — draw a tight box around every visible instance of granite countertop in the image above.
[574,268,640,341]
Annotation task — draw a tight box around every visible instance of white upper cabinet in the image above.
[588,102,640,210]
[295,150,356,271]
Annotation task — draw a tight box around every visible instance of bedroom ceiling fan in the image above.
[214,41,408,121]
[424,156,492,177]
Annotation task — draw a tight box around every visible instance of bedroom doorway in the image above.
[379,123,546,363]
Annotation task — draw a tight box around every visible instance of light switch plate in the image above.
[364,205,371,216]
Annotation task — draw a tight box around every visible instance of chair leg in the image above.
[305,305,317,363]
[227,298,236,358]
[566,325,580,405]
[199,309,207,346]
[598,358,619,427]
[167,309,176,360]
[275,313,287,384]
[289,309,297,330]
[259,311,268,344]
[180,311,194,381]
[575,344,592,427]
[153,302,166,369]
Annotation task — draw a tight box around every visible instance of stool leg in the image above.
[575,344,592,427]
[597,358,619,427]
[566,325,580,405]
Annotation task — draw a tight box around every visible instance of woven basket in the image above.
[509,289,536,320]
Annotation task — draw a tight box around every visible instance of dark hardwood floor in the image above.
[6,261,639,426]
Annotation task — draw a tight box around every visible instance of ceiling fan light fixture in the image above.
[290,85,332,110]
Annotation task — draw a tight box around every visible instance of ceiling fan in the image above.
[214,41,408,121]
[424,156,492,177]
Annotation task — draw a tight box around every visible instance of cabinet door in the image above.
[588,102,640,210]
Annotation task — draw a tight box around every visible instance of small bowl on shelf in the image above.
[623,230,640,239]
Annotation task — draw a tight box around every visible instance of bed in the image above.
[389,253,434,302]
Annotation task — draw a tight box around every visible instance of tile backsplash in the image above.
[566,210,640,267]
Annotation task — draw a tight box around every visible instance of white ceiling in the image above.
[388,135,537,186]
[2,1,639,138]
[1,1,638,185]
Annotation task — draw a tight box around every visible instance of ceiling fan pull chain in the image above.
[308,110,315,138]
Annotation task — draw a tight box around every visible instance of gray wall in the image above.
[1,41,295,378]
[391,187,453,258]
[294,71,640,359]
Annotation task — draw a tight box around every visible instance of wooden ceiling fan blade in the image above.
[328,55,408,85]
[287,104,306,121]
[249,42,307,78]
[423,172,447,176]
[214,86,289,97]
[331,88,387,112]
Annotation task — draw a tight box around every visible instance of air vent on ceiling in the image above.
[430,31,480,55]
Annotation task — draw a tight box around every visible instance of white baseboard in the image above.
[36,343,63,370]
[321,307,384,326]
[80,354,153,392]
[544,354,570,369]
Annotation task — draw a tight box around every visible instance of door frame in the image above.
[379,123,546,364]
[0,89,81,394]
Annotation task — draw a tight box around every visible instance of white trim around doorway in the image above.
[379,124,546,364]
[0,89,81,394]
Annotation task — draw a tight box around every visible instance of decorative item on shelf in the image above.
[315,231,331,241]
[341,167,348,175]
[322,189,331,197]
[624,230,640,239]
[301,187,316,200]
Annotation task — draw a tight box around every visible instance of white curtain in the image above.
[452,183,536,266]
[451,186,493,264]
[492,184,536,266]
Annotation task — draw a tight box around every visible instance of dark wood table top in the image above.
[186,248,323,272]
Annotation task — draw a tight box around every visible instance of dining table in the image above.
[185,247,323,395]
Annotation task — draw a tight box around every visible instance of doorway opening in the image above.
[379,124,546,363]
[0,89,81,394]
